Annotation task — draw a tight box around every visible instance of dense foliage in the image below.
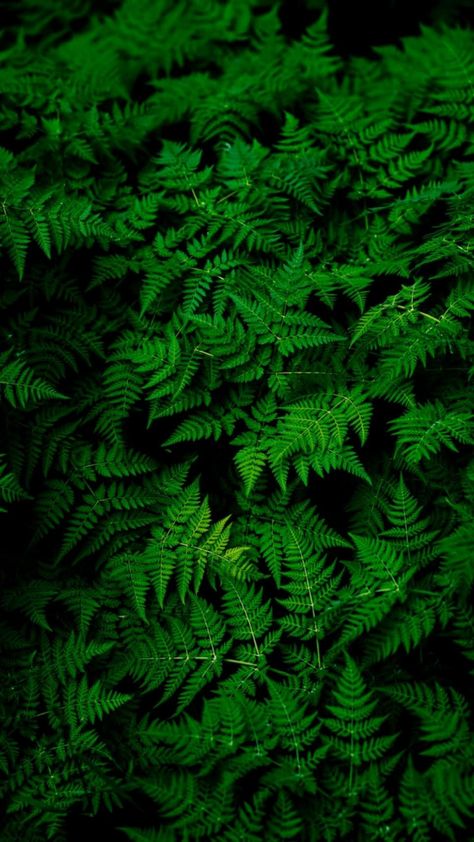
[1,1,473,839]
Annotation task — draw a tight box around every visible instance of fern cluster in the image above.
[1,1,473,839]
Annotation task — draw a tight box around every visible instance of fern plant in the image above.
[1,1,473,840]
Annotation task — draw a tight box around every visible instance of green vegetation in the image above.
[0,1,473,839]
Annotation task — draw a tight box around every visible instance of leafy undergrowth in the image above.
[0,1,473,840]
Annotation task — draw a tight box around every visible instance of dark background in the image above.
[284,0,473,53]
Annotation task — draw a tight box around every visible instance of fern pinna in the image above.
[0,1,473,840]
